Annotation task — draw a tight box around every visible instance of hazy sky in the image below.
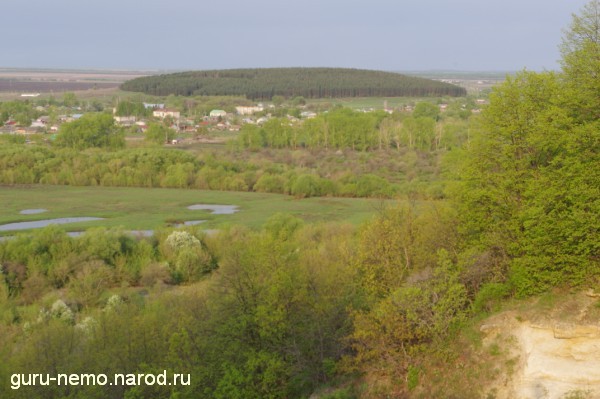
[0,0,590,71]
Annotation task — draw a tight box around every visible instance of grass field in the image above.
[0,185,391,235]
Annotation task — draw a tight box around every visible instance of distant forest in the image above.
[120,68,467,99]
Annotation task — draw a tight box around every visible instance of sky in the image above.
[0,0,591,72]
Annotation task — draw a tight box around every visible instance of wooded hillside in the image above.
[120,67,466,99]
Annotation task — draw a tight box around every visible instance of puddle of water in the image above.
[174,220,207,227]
[187,204,239,214]
[67,230,156,238]
[0,217,105,232]
[20,209,48,215]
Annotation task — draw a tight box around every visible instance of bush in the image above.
[162,231,214,283]
[291,174,323,198]
[472,283,510,313]
[254,174,286,193]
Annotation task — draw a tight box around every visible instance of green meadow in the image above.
[0,185,391,235]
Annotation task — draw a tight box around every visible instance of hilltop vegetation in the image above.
[120,67,466,99]
[0,3,599,398]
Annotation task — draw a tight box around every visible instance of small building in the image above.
[209,110,227,118]
[114,115,137,125]
[236,106,263,115]
[144,103,165,109]
[30,121,46,129]
[153,109,181,119]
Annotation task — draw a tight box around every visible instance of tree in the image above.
[271,95,285,106]
[349,250,467,393]
[115,100,147,117]
[62,92,79,108]
[413,101,440,120]
[560,0,600,121]
[55,113,125,149]
[144,122,176,144]
[453,65,600,295]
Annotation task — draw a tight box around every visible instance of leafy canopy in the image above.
[55,113,125,150]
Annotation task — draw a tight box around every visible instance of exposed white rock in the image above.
[514,323,600,399]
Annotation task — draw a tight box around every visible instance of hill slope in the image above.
[120,67,466,99]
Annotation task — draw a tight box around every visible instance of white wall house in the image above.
[235,106,264,115]
[153,109,181,119]
[209,110,227,118]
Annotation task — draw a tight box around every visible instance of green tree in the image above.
[145,122,176,144]
[55,113,125,149]
[560,0,600,121]
[271,95,285,106]
[62,92,79,107]
[413,101,440,120]
[453,68,600,295]
[115,100,148,117]
[350,250,467,392]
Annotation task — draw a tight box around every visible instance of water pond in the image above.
[20,209,48,215]
[0,217,105,232]
[187,204,239,214]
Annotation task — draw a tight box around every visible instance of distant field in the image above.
[0,185,391,235]
[0,68,153,100]
[0,80,119,93]
[403,71,512,95]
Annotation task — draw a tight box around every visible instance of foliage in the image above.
[55,113,125,150]
[0,100,41,126]
[121,67,466,99]
[413,101,440,120]
[234,107,464,152]
[144,122,176,144]
[0,144,453,199]
[1,5,599,397]
[0,221,362,398]
[350,250,468,393]
[162,231,213,282]
[115,100,149,118]
[452,3,600,296]
[560,0,600,121]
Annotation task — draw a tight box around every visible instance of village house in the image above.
[300,111,317,119]
[30,120,46,129]
[235,106,263,115]
[114,115,137,125]
[153,109,181,119]
[209,109,227,118]
[144,103,165,109]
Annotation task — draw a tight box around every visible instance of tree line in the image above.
[234,105,469,151]
[0,145,420,199]
[121,68,467,99]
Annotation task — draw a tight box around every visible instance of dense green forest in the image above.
[120,68,467,99]
[0,3,599,398]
